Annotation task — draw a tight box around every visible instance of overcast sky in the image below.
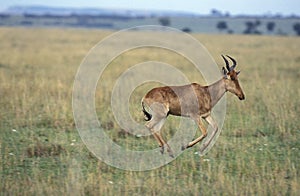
[0,0,299,16]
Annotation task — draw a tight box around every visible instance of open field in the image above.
[0,27,299,195]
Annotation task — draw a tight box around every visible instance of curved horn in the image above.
[221,55,230,71]
[226,55,237,70]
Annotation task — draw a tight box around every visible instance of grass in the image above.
[0,27,299,195]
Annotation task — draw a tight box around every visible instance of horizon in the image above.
[0,0,299,16]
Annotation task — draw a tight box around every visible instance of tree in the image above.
[182,27,192,33]
[158,17,170,26]
[293,23,300,36]
[216,21,228,32]
[266,22,276,33]
[243,20,261,35]
[243,21,255,34]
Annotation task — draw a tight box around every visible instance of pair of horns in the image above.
[222,55,236,72]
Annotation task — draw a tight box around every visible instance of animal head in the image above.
[221,55,245,100]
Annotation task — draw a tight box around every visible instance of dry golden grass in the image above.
[0,27,299,195]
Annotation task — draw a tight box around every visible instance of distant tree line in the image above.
[216,20,300,36]
[1,12,300,36]
[23,13,143,21]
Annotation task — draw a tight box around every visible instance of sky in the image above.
[0,0,299,16]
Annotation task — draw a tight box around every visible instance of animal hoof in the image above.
[181,144,188,151]
[160,146,164,154]
[167,148,174,158]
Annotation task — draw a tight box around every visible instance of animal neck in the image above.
[208,78,226,108]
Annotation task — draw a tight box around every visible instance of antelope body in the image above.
[141,55,245,157]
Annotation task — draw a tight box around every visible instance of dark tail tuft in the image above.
[142,102,152,121]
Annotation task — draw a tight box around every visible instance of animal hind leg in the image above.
[152,118,174,157]
[145,117,164,149]
[145,102,172,156]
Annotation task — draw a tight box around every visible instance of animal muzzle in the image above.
[238,93,245,100]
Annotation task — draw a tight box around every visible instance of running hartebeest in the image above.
[141,55,245,157]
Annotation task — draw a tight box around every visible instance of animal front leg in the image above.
[199,115,218,153]
[182,116,207,150]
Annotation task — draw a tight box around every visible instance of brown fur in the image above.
[143,83,211,117]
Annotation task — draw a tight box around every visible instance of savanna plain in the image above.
[0,27,299,195]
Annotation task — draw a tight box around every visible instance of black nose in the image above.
[239,94,245,100]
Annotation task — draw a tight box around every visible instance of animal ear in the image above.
[236,70,240,75]
[222,67,227,78]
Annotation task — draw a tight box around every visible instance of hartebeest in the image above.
[141,55,245,157]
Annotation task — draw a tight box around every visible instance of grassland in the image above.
[0,27,299,195]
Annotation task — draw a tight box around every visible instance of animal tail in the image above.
[141,101,152,121]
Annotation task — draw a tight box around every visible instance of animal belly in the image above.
[168,103,197,117]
